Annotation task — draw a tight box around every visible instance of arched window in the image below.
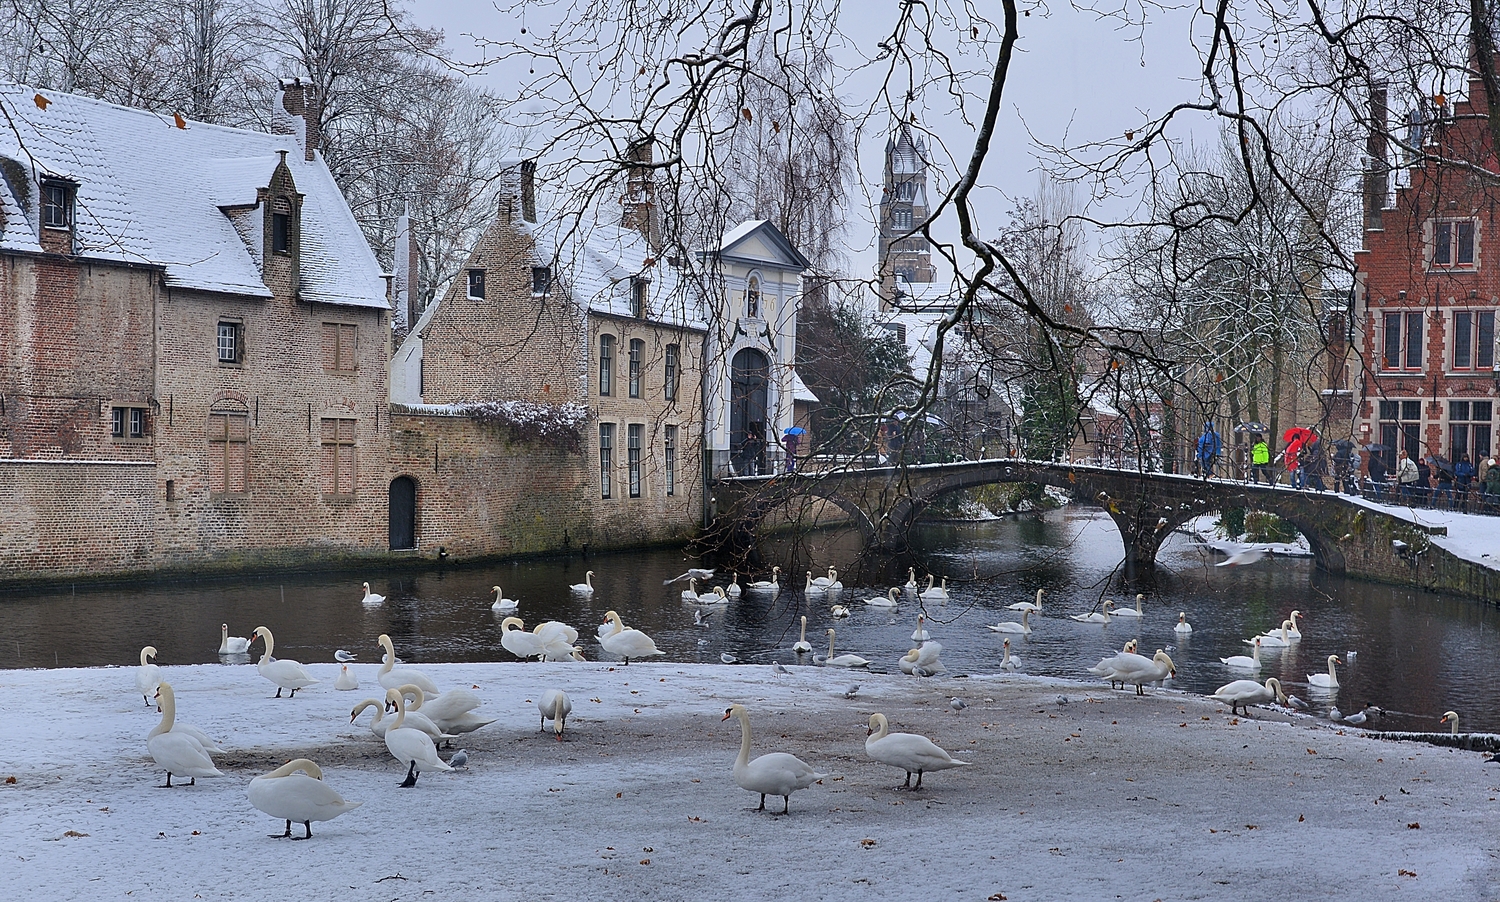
[598,334,615,396]
[745,276,761,318]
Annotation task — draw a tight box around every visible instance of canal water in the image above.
[3,509,1497,733]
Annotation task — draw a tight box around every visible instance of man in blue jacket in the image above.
[1196,422,1223,479]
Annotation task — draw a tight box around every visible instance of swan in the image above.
[136,645,161,706]
[146,681,223,787]
[219,625,249,655]
[1070,601,1115,624]
[999,638,1021,671]
[247,758,361,839]
[696,586,730,606]
[820,628,870,668]
[829,604,851,618]
[360,582,385,606]
[987,609,1032,635]
[569,570,595,594]
[490,586,518,613]
[1441,710,1460,735]
[746,566,781,593]
[334,664,359,691]
[726,573,742,597]
[1285,610,1304,639]
[899,641,945,676]
[801,572,824,595]
[904,568,919,591]
[683,578,707,601]
[865,712,968,790]
[1112,650,1176,695]
[249,627,319,698]
[811,568,838,589]
[1209,677,1288,715]
[383,688,453,786]
[911,613,930,642]
[721,704,826,814]
[864,587,901,608]
[377,634,441,697]
[500,617,547,660]
[1088,650,1140,690]
[1112,594,1146,618]
[533,620,582,660]
[1307,655,1342,689]
[1173,611,1192,634]
[1220,638,1263,671]
[793,616,813,654]
[920,575,949,601]
[599,611,665,664]
[663,567,715,585]
[1248,620,1294,648]
[1088,644,1160,691]
[350,697,453,742]
[539,689,571,740]
[1008,588,1044,613]
[403,685,493,740]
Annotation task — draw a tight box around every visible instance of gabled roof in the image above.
[712,219,811,272]
[0,84,387,309]
[531,217,708,330]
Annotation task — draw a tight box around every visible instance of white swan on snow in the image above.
[334,664,359,691]
[146,681,223,787]
[500,617,547,661]
[136,645,161,706]
[250,627,319,698]
[819,628,870,668]
[383,688,454,787]
[350,695,453,742]
[1209,677,1288,715]
[864,712,968,790]
[377,634,441,697]
[722,703,825,813]
[247,758,361,840]
[539,689,572,740]
[599,611,665,664]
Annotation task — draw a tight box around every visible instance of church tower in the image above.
[877,124,934,310]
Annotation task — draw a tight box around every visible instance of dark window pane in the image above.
[1435,221,1452,264]
[1401,400,1422,421]
[1451,400,1470,421]
[1455,311,1473,368]
[1457,221,1475,265]
[1379,400,1398,420]
[1405,312,1423,369]
[1479,311,1495,368]
[1383,313,1402,368]
[468,269,485,299]
[1473,401,1493,421]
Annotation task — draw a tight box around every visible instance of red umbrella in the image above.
[1283,427,1314,444]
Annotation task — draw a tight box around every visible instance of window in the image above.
[322,322,357,373]
[627,424,643,498]
[532,266,551,295]
[41,181,72,228]
[628,339,643,398]
[1449,401,1494,468]
[664,343,679,401]
[665,424,677,496]
[1432,219,1477,268]
[746,276,760,318]
[630,279,647,318]
[271,198,291,255]
[467,269,486,300]
[893,208,913,230]
[1377,399,1424,471]
[320,417,357,496]
[1381,311,1423,370]
[1451,310,1496,370]
[598,334,615,396]
[599,423,614,498]
[111,406,146,439]
[217,321,242,364]
[208,410,249,496]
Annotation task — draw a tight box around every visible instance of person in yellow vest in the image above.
[1250,436,1272,484]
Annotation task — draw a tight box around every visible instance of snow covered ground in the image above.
[5,660,1499,900]
[1344,495,1500,566]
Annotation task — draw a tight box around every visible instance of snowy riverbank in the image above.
[3,661,1498,901]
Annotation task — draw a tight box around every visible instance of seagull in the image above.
[950,698,968,713]
[334,649,357,663]
[450,749,468,768]
[1217,546,1267,567]
[720,652,739,664]
[773,662,791,678]
[843,684,860,699]
[694,609,711,626]
[664,568,715,585]
[1343,704,1379,726]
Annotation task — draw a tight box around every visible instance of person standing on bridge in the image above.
[1196,422,1223,479]
[1396,449,1420,501]
[1250,435,1272,484]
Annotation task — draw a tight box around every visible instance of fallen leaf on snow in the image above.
[1399,869,1417,877]
[1408,822,1420,829]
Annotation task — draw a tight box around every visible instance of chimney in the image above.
[1362,82,1388,236]
[394,207,420,330]
[520,160,537,223]
[622,138,657,246]
[279,78,322,162]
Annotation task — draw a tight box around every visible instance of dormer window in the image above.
[630,278,647,318]
[42,180,73,229]
[271,198,291,254]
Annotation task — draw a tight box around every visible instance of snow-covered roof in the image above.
[531,217,707,330]
[712,219,812,271]
[0,84,387,309]
[790,369,819,403]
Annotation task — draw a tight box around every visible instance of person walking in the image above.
[1454,453,1475,512]
[1395,449,1419,501]
[1282,437,1303,487]
[1331,437,1356,493]
[1250,436,1272,484]
[1367,447,1389,499]
[1486,451,1500,509]
[782,429,801,474]
[1301,435,1328,491]
[1196,422,1223,479]
[1480,448,1497,507]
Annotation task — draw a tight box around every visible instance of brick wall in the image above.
[0,461,157,579]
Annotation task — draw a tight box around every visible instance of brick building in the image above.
[0,83,392,580]
[1355,76,1500,471]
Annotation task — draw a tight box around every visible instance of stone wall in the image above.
[0,461,157,580]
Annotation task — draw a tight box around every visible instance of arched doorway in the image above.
[389,476,416,550]
[730,348,769,475]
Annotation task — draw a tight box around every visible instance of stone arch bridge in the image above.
[710,459,1456,587]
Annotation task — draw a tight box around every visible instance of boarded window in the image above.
[321,322,357,373]
[208,412,249,496]
[320,418,357,496]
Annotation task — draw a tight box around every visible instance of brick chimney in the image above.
[622,138,657,246]
[520,160,537,223]
[279,78,322,162]
[1361,82,1388,237]
[394,207,420,329]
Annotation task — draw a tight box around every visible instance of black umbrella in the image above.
[1363,443,1390,452]
[1234,421,1269,434]
[1429,454,1455,475]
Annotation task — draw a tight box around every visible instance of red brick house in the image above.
[1354,76,1500,472]
[0,82,393,580]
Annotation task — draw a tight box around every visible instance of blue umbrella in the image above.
[783,426,806,436]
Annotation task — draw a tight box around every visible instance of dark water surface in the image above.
[3,509,1497,733]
